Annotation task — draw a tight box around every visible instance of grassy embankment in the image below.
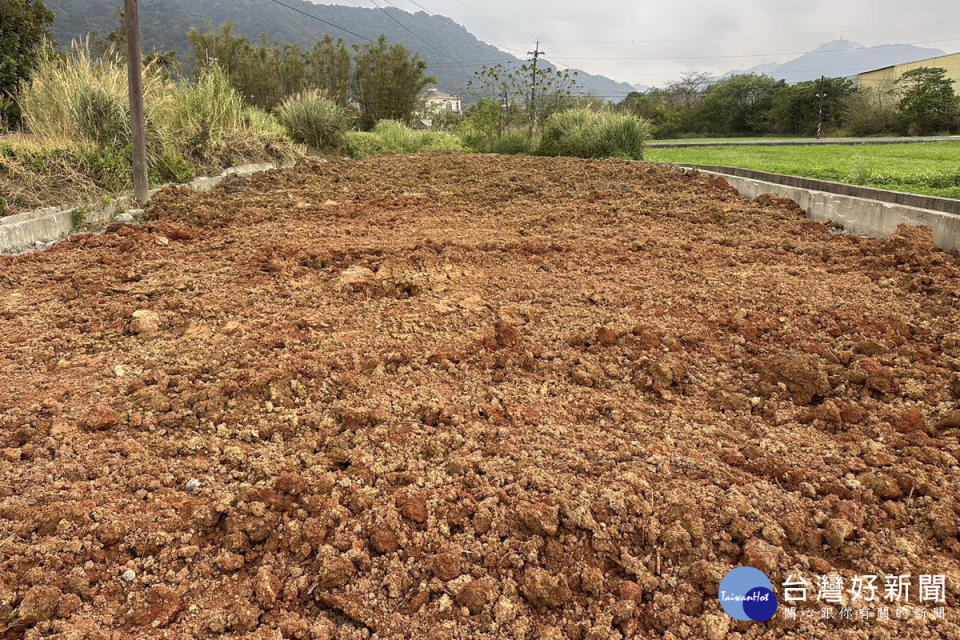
[0,43,300,216]
[646,142,960,199]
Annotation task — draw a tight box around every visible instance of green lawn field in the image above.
[646,142,960,199]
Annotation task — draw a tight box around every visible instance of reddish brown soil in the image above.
[1,154,959,640]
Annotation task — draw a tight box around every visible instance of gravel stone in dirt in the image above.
[1,154,959,639]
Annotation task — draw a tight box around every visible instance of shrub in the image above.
[73,84,130,148]
[492,128,535,155]
[843,90,899,137]
[275,90,349,150]
[19,41,170,149]
[538,109,651,160]
[344,132,384,159]
[367,119,420,153]
[418,129,465,153]
[345,120,463,158]
[20,41,299,172]
[454,99,501,152]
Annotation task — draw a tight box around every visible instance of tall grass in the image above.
[19,40,169,147]
[538,109,652,160]
[18,40,299,184]
[275,90,349,150]
[345,120,463,158]
[160,65,296,169]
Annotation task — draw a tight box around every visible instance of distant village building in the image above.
[857,51,960,93]
[413,88,463,129]
[423,88,463,115]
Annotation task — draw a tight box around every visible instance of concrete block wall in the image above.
[0,163,279,255]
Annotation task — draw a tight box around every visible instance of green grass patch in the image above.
[345,120,463,158]
[652,136,803,144]
[646,142,960,199]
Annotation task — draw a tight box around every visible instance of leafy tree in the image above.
[698,73,784,136]
[896,67,959,134]
[662,71,712,109]
[466,64,524,136]
[530,66,580,126]
[466,63,580,137]
[455,98,502,150]
[0,0,55,128]
[309,35,351,107]
[617,72,714,138]
[619,91,695,139]
[144,50,182,78]
[768,77,853,136]
[188,25,310,109]
[352,36,433,130]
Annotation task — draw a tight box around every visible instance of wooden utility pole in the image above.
[124,0,149,203]
[527,41,544,139]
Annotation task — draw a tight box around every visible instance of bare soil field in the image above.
[1,154,959,639]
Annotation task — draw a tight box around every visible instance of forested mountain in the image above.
[46,0,636,100]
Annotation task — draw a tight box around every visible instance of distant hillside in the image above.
[731,39,947,84]
[46,0,636,100]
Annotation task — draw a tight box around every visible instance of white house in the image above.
[423,88,463,115]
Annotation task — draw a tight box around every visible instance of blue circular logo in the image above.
[719,567,779,622]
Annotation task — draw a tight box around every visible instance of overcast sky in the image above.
[314,0,960,86]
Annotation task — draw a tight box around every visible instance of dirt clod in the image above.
[81,404,118,431]
[523,568,572,609]
[15,586,61,625]
[129,309,161,337]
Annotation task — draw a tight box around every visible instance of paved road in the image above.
[648,135,960,148]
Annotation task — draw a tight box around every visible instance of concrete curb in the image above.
[679,166,960,254]
[0,162,279,255]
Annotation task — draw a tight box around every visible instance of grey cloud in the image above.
[337,0,960,85]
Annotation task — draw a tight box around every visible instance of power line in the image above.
[264,0,375,42]
[383,0,506,51]
[449,0,532,45]
[367,0,457,60]
[546,37,960,62]
[496,19,960,47]
[407,0,529,54]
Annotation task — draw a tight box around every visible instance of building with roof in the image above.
[858,51,960,94]
[423,88,463,115]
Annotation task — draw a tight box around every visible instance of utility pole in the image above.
[527,41,544,139]
[124,0,149,203]
[815,75,827,140]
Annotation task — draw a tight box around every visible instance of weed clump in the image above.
[538,109,651,160]
[275,90,350,151]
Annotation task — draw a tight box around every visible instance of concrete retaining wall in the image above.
[684,164,960,215]
[687,167,960,254]
[0,162,279,255]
